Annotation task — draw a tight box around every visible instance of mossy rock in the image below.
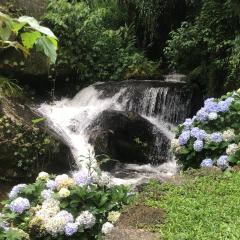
[0,97,75,181]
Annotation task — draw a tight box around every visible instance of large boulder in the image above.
[88,110,169,166]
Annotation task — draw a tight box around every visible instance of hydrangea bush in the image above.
[0,171,130,239]
[171,89,240,170]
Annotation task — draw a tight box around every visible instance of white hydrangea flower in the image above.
[226,143,238,155]
[75,211,96,229]
[223,129,235,142]
[170,138,180,150]
[58,188,70,198]
[55,174,74,189]
[101,222,114,235]
[97,173,112,188]
[43,211,74,236]
[37,172,49,181]
[107,211,121,223]
[35,199,60,221]
[208,112,218,120]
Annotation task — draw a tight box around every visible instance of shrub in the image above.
[0,115,56,179]
[164,0,240,96]
[0,170,130,239]
[171,88,240,170]
[43,0,157,85]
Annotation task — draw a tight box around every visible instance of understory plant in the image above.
[0,170,130,239]
[0,116,56,179]
[171,88,240,170]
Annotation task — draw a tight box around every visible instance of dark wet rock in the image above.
[88,110,169,166]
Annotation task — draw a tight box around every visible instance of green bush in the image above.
[164,0,240,96]
[171,89,240,170]
[0,115,56,179]
[44,0,157,84]
[0,171,130,239]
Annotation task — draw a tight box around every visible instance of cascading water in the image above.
[37,79,191,185]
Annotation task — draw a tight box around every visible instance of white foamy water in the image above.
[37,81,190,185]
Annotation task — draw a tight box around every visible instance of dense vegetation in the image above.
[1,1,240,239]
[43,0,158,85]
[1,0,240,95]
[165,0,240,96]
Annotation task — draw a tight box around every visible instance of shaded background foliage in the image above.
[1,0,240,96]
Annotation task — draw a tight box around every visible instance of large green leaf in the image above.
[11,21,26,34]
[36,36,57,64]
[18,16,57,39]
[20,31,41,49]
[0,18,12,41]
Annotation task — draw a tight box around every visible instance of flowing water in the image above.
[37,79,191,185]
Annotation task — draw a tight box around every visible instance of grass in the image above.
[138,168,240,240]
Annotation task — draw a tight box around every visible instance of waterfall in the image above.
[37,79,191,184]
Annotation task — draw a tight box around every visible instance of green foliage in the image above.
[164,0,240,96]
[0,171,131,239]
[0,75,22,98]
[44,0,157,84]
[0,116,56,178]
[142,170,240,239]
[0,12,58,64]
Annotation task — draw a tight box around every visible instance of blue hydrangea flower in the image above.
[225,97,234,104]
[217,155,229,169]
[64,223,78,236]
[178,130,191,146]
[183,118,193,130]
[193,140,204,152]
[200,159,213,168]
[210,132,223,143]
[191,127,207,140]
[204,98,214,105]
[204,98,220,113]
[46,180,57,190]
[196,108,208,121]
[8,184,27,200]
[73,171,92,186]
[9,197,30,214]
[218,99,232,112]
